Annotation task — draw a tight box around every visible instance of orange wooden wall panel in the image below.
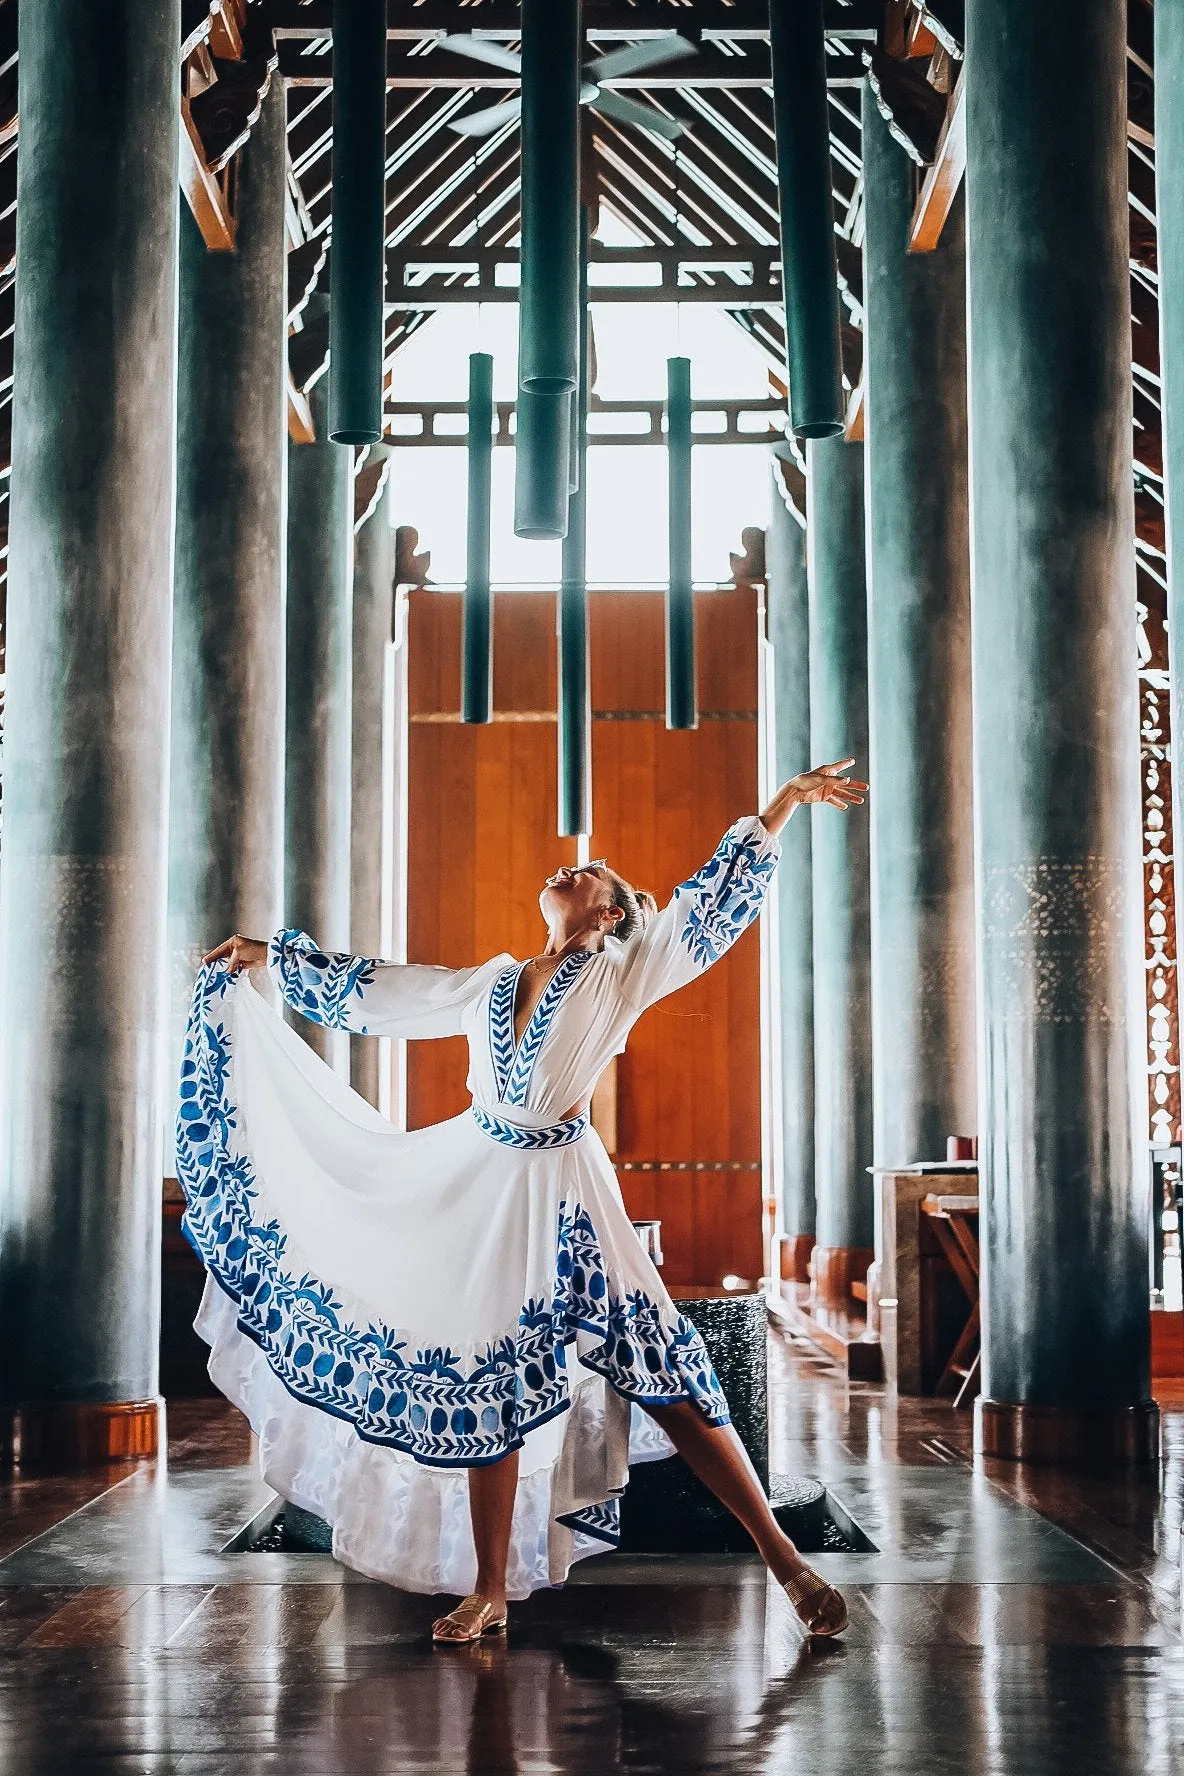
[405,587,764,1287]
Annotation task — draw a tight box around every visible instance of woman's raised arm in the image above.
[759,757,867,836]
[614,759,867,1013]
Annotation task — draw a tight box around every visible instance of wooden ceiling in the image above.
[0,1,1162,611]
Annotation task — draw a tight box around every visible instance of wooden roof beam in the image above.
[262,2,886,42]
[180,95,235,249]
[907,64,964,252]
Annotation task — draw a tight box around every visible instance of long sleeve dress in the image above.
[178,816,780,1599]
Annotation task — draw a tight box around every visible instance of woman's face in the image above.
[539,860,619,930]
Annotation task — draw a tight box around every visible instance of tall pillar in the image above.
[861,89,976,1169]
[1157,6,1184,965]
[966,0,1156,1462]
[170,80,287,1084]
[0,0,180,1465]
[350,473,393,1106]
[806,437,874,1309]
[766,478,815,1283]
[285,367,354,1070]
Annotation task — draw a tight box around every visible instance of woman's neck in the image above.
[539,923,603,960]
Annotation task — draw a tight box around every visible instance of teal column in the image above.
[862,88,976,1170]
[286,369,354,1071]
[666,355,697,731]
[0,0,180,1461]
[967,0,1155,1462]
[1157,5,1184,992]
[766,480,815,1277]
[806,437,873,1309]
[170,79,287,1104]
[350,475,393,1107]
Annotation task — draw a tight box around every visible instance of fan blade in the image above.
[436,34,524,75]
[448,96,523,138]
[592,90,685,141]
[586,33,697,83]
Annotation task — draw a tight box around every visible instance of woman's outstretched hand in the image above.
[203,935,269,972]
[760,758,868,836]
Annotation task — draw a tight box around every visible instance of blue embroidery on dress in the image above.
[675,822,779,970]
[472,1105,588,1149]
[504,950,592,1107]
[487,964,522,1100]
[487,949,593,1108]
[269,930,379,1031]
[558,1498,621,1547]
[178,963,730,1475]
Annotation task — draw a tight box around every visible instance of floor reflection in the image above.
[0,1342,1182,1774]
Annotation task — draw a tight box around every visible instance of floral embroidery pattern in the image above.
[675,821,779,970]
[178,964,729,1472]
[268,930,379,1031]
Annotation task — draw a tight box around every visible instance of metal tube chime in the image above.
[462,352,494,724]
[329,0,386,445]
[514,391,572,540]
[514,0,582,537]
[768,0,844,439]
[558,217,592,836]
[666,355,698,731]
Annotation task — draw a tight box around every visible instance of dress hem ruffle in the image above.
[194,1275,666,1599]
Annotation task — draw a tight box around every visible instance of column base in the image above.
[7,1398,164,1470]
[810,1244,874,1312]
[779,1233,815,1287]
[975,1397,1160,1467]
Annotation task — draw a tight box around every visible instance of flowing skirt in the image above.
[178,967,730,1598]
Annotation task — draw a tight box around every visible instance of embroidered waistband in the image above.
[472,1105,588,1149]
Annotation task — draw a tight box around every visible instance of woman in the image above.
[185,759,866,1643]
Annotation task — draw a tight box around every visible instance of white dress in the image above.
[178,816,780,1599]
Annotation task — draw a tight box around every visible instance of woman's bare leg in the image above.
[432,1449,520,1641]
[642,1400,845,1634]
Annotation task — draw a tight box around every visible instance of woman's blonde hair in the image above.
[604,870,658,943]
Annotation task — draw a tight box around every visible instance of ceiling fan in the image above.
[437,32,695,141]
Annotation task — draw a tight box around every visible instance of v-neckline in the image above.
[511,956,568,1048]
[489,951,594,1108]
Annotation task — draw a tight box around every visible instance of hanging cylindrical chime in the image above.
[514,390,572,539]
[462,352,494,724]
[768,0,844,440]
[329,0,387,444]
[666,355,698,731]
[558,215,592,837]
[514,0,581,535]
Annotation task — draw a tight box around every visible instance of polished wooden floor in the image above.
[0,1333,1181,1774]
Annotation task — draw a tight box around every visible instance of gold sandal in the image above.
[431,1595,509,1644]
[783,1567,848,1638]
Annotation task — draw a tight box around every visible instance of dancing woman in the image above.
[184,759,866,1643]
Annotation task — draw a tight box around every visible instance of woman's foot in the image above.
[431,1592,509,1644]
[782,1562,848,1638]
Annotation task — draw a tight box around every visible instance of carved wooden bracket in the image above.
[729,525,767,590]
[287,236,329,331]
[395,526,431,592]
[772,456,807,532]
[354,449,391,534]
[288,307,330,398]
[190,50,278,176]
[864,49,949,166]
